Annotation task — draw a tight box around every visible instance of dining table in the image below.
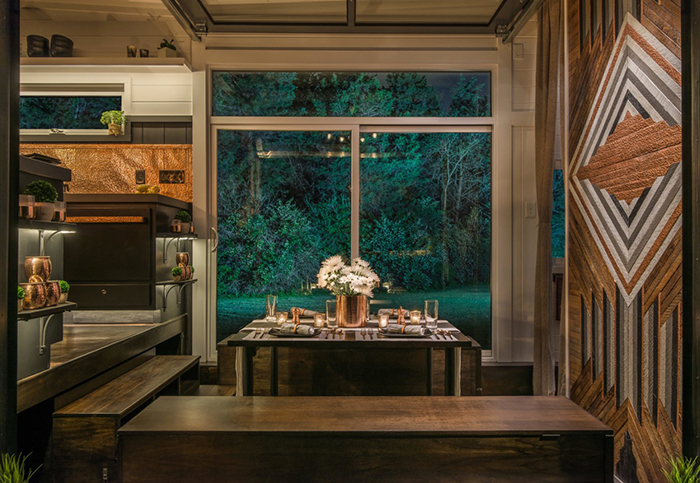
[224,319,481,397]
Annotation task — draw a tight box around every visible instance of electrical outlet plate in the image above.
[135,169,146,184]
[159,170,185,184]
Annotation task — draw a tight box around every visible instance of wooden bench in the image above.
[119,395,613,483]
[52,355,200,483]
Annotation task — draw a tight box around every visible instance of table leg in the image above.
[244,348,255,395]
[454,348,461,397]
[235,347,245,396]
[475,347,482,396]
[445,348,461,396]
[426,348,433,395]
[270,347,278,396]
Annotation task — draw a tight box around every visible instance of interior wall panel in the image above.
[567,0,682,480]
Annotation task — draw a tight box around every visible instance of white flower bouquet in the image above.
[317,255,380,298]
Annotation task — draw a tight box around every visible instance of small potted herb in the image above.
[59,280,70,304]
[158,38,177,58]
[23,180,58,221]
[0,453,40,482]
[175,210,192,234]
[100,110,126,136]
[172,267,183,282]
[17,286,25,313]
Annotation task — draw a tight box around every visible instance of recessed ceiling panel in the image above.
[198,0,347,24]
[355,0,503,25]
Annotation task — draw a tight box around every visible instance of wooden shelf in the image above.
[156,279,198,286]
[18,302,77,321]
[156,233,198,239]
[20,57,192,71]
[18,220,78,232]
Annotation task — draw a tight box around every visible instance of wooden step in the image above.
[194,385,236,396]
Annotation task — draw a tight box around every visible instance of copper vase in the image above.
[45,281,61,307]
[24,256,52,283]
[337,295,367,328]
[20,282,47,310]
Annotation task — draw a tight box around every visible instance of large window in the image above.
[20,96,121,130]
[212,71,493,349]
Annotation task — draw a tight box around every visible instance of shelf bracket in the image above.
[162,237,180,263]
[39,314,60,355]
[162,282,193,309]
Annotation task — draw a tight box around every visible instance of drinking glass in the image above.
[326,299,338,328]
[425,300,439,329]
[265,294,277,321]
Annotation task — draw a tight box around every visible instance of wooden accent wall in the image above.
[567,0,682,481]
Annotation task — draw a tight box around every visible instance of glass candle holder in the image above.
[276,312,288,325]
[313,313,325,328]
[54,201,66,222]
[19,194,35,220]
[378,313,389,329]
[171,219,182,233]
[410,310,421,325]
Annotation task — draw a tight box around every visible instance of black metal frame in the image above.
[0,0,19,453]
[164,0,534,37]
[682,0,700,459]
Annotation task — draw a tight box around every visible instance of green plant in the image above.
[175,211,191,223]
[0,453,40,482]
[23,181,58,204]
[99,110,126,126]
[59,281,70,294]
[191,266,195,274]
[665,455,700,483]
[159,38,176,51]
[172,267,183,277]
[17,287,24,300]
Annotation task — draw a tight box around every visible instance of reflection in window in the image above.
[212,72,491,117]
[360,132,492,348]
[20,96,121,130]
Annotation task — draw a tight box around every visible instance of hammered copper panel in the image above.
[65,216,145,223]
[20,144,192,202]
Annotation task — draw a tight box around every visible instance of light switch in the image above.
[513,43,524,61]
[526,201,537,218]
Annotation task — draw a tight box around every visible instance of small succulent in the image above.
[24,180,58,203]
[175,211,191,223]
[172,267,183,277]
[159,38,176,51]
[18,286,25,300]
[99,110,126,126]
[0,453,40,482]
[59,281,70,294]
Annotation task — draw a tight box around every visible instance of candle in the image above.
[378,314,389,329]
[410,310,421,325]
[276,312,288,325]
[314,313,325,328]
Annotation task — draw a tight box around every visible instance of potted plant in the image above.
[172,267,183,282]
[23,180,58,221]
[158,38,177,58]
[17,286,25,313]
[664,455,700,482]
[175,210,192,233]
[0,453,40,482]
[59,280,70,304]
[100,110,126,136]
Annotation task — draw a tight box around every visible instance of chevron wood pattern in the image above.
[567,1,683,482]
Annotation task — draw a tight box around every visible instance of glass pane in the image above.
[356,0,501,25]
[20,96,121,130]
[552,170,565,258]
[360,132,492,349]
[199,0,346,24]
[216,130,351,342]
[212,72,491,117]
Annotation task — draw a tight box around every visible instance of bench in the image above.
[119,395,613,483]
[52,355,200,483]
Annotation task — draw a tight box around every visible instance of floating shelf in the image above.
[156,233,198,239]
[18,220,78,232]
[156,279,198,286]
[20,57,192,71]
[18,302,77,322]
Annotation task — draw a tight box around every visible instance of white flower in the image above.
[316,255,380,297]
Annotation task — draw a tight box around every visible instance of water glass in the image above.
[326,299,338,328]
[425,300,439,329]
[265,294,277,321]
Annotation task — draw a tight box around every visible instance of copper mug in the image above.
[20,282,47,310]
[44,281,61,307]
[175,252,190,267]
[24,256,52,283]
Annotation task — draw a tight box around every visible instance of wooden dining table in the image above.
[224,319,481,397]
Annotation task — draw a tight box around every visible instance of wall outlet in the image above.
[526,201,537,218]
[135,169,146,184]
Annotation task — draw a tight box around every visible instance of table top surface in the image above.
[119,396,611,436]
[224,320,479,349]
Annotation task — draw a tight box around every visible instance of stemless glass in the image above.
[326,299,338,328]
[425,300,439,329]
[265,294,277,321]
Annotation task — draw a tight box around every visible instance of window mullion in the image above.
[351,124,360,259]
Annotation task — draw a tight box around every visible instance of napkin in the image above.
[279,323,315,336]
[289,307,323,317]
[377,308,410,317]
[384,324,425,335]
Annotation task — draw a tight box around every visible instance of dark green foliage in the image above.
[59,280,69,293]
[172,267,183,276]
[24,180,58,203]
[160,38,176,50]
[20,96,120,130]
[175,210,192,222]
[552,170,565,258]
[0,453,40,483]
[664,455,700,483]
[17,287,24,300]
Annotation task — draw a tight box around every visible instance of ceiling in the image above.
[21,0,175,23]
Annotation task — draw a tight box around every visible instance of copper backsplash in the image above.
[20,144,193,202]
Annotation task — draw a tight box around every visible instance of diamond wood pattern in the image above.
[567,2,682,482]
